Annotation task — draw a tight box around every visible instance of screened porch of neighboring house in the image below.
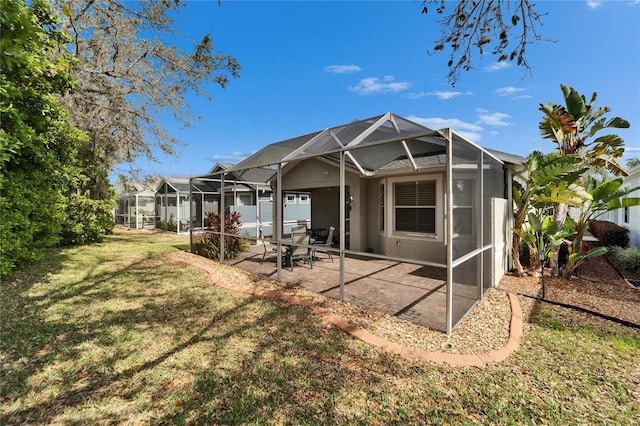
[115,189,156,229]
[189,113,522,333]
[192,165,312,239]
[155,177,220,234]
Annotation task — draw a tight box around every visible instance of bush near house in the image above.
[610,246,640,272]
[194,210,248,260]
[588,220,629,248]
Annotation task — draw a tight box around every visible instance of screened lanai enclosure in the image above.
[156,177,220,234]
[116,189,156,229]
[191,113,520,333]
[192,166,312,238]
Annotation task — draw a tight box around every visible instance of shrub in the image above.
[194,210,248,260]
[588,220,629,248]
[59,194,114,245]
[610,246,640,272]
[166,217,177,232]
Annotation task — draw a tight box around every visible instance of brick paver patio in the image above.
[224,242,479,332]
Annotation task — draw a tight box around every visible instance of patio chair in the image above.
[312,225,334,262]
[286,228,313,271]
[259,228,279,264]
[297,219,309,231]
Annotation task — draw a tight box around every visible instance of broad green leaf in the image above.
[561,84,587,119]
[527,212,542,232]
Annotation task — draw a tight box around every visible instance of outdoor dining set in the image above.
[259,221,335,270]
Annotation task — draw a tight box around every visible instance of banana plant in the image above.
[539,84,630,276]
[511,151,585,275]
[563,176,640,278]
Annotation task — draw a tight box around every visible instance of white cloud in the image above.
[348,76,409,95]
[324,65,362,74]
[495,86,526,96]
[408,90,473,100]
[211,151,250,162]
[485,61,511,72]
[476,110,512,126]
[407,115,483,141]
[587,0,604,9]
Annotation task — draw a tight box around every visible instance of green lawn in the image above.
[1,229,638,425]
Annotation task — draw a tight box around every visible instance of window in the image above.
[299,194,310,204]
[453,179,474,235]
[394,180,436,234]
[237,193,252,206]
[286,194,296,204]
[379,183,385,231]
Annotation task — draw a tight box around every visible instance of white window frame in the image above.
[385,174,443,242]
[298,194,310,204]
[285,194,296,204]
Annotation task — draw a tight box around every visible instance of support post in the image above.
[220,173,225,262]
[339,151,346,301]
[446,128,454,335]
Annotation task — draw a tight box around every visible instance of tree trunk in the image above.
[550,202,569,276]
[512,233,524,277]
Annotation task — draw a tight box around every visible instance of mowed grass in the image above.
[1,229,639,425]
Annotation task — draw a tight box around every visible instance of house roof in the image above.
[217,113,521,178]
[156,177,220,193]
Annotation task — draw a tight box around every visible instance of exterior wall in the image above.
[366,172,447,265]
[623,166,640,248]
[280,158,360,249]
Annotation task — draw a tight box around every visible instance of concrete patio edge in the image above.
[167,252,523,367]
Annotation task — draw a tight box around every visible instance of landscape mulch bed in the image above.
[173,251,639,358]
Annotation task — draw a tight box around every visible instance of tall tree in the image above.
[53,0,241,196]
[421,0,546,86]
[539,84,630,275]
[1,0,83,275]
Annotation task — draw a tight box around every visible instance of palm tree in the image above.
[538,84,630,275]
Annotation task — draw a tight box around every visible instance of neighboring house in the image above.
[116,185,156,229]
[196,164,312,238]
[155,177,220,233]
[597,164,640,248]
[199,112,524,333]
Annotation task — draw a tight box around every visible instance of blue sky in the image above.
[117,0,640,180]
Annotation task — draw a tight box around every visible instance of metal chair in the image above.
[259,228,279,264]
[312,226,334,262]
[286,228,313,270]
[297,219,309,231]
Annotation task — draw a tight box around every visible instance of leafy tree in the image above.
[0,0,77,275]
[53,0,241,193]
[421,0,546,86]
[1,0,115,277]
[538,84,630,275]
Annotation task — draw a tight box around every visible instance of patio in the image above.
[192,113,522,333]
[223,242,477,332]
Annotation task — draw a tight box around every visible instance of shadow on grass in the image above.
[1,237,404,424]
